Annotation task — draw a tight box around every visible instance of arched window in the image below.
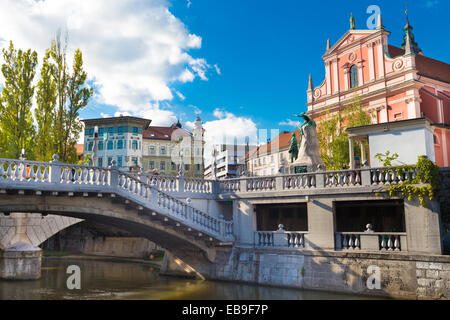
[350,65,358,88]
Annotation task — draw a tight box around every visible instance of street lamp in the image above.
[92,126,99,167]
[213,147,218,180]
[178,148,184,177]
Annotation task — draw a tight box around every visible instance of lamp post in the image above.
[213,147,218,180]
[178,148,184,177]
[92,126,99,167]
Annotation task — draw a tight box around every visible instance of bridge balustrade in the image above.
[335,232,407,252]
[0,157,233,243]
[254,231,307,249]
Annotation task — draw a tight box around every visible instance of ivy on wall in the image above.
[378,155,440,207]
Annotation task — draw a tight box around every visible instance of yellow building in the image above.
[142,117,205,177]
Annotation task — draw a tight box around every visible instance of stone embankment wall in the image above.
[166,247,450,300]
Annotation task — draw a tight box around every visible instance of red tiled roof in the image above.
[388,45,450,83]
[245,129,301,159]
[143,125,188,140]
[75,144,84,155]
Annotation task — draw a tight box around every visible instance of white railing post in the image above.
[315,172,325,188]
[178,176,185,193]
[108,161,119,188]
[361,169,372,186]
[275,175,284,191]
[240,178,247,193]
[49,154,61,183]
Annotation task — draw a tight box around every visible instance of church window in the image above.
[350,65,358,88]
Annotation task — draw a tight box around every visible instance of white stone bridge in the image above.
[0,157,233,272]
[0,156,447,299]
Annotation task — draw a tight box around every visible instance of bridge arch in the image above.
[0,192,219,272]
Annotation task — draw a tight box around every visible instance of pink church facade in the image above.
[306,14,450,167]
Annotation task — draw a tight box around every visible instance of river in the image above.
[0,257,384,300]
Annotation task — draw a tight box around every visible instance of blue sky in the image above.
[0,0,449,150]
[166,0,449,131]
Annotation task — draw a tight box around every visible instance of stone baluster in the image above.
[394,236,400,251]
[380,237,386,250]
[387,236,393,251]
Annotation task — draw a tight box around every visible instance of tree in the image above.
[34,49,57,162]
[317,96,372,170]
[0,41,38,159]
[48,32,93,163]
[64,49,93,163]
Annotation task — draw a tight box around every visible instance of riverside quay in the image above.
[0,156,448,299]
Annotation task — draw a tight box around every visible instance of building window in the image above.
[98,141,104,151]
[171,162,176,170]
[132,140,138,150]
[160,161,165,170]
[133,127,138,134]
[196,164,201,171]
[107,140,114,150]
[149,146,155,155]
[98,157,103,167]
[394,112,403,120]
[161,146,166,155]
[434,134,440,145]
[132,157,138,166]
[108,157,113,166]
[88,142,93,151]
[108,127,116,135]
[117,140,123,149]
[149,161,154,170]
[117,156,123,167]
[350,65,358,88]
[185,164,190,171]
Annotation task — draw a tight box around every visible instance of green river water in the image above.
[0,257,384,300]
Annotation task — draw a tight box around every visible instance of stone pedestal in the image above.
[288,125,324,173]
[0,242,42,280]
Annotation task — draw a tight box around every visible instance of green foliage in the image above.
[78,153,91,166]
[0,41,38,159]
[383,156,440,207]
[35,49,57,162]
[375,151,399,167]
[317,95,372,170]
[0,35,92,164]
[50,33,93,163]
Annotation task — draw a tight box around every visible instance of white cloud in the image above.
[214,64,221,75]
[187,108,258,164]
[175,90,186,101]
[187,0,192,8]
[279,119,300,128]
[0,0,214,116]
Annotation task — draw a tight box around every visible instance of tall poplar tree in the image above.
[64,49,93,163]
[34,49,57,161]
[0,41,37,159]
[48,31,93,163]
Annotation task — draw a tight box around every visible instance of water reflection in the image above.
[0,258,382,300]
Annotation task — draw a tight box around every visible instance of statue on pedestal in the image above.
[287,112,324,173]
